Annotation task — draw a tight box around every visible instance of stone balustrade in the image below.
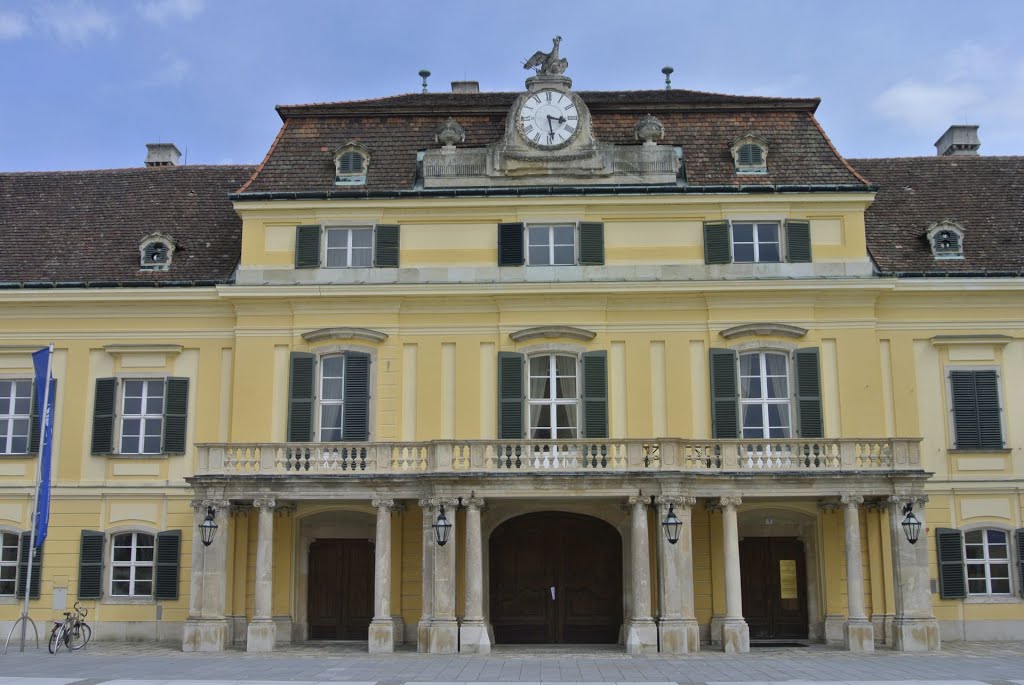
[195,437,922,476]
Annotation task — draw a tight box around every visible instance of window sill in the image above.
[965,595,1022,604]
[102,596,157,606]
[95,453,177,459]
[949,449,1011,454]
[0,596,20,605]
[0,453,34,459]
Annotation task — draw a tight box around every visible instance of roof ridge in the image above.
[0,164,256,176]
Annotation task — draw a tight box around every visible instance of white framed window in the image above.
[324,227,374,268]
[0,379,32,455]
[527,224,576,266]
[527,354,579,439]
[739,351,792,439]
[319,354,347,441]
[111,532,154,597]
[965,529,1012,595]
[120,379,164,455]
[0,532,18,596]
[732,222,781,263]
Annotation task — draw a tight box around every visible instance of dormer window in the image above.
[730,134,769,175]
[926,220,965,260]
[138,233,176,271]
[334,143,369,186]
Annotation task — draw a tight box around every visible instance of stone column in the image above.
[626,494,658,654]
[720,495,749,653]
[888,495,940,651]
[428,497,459,654]
[841,495,873,651]
[182,498,231,652]
[246,497,277,652]
[460,495,490,654]
[417,499,435,653]
[656,495,699,654]
[369,498,399,653]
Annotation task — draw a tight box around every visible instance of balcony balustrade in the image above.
[195,437,922,476]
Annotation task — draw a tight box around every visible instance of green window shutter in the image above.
[374,224,400,267]
[91,377,117,455]
[287,352,316,442]
[950,370,1004,449]
[578,222,605,265]
[341,353,371,441]
[498,222,525,266]
[936,528,967,599]
[703,220,731,264]
[162,378,189,454]
[794,348,824,439]
[1016,529,1024,599]
[16,533,42,599]
[77,530,105,600]
[709,349,739,438]
[785,219,812,263]
[581,351,608,439]
[497,352,525,439]
[154,530,182,600]
[29,379,56,454]
[294,225,321,268]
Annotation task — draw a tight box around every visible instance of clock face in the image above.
[517,89,580,149]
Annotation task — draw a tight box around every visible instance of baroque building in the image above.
[1,43,1022,654]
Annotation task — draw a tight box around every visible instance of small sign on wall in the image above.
[52,587,67,611]
[779,559,798,599]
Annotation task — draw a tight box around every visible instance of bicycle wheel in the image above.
[79,621,92,647]
[67,621,88,651]
[48,624,65,654]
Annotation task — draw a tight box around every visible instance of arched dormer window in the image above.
[334,142,369,186]
[138,232,176,271]
[926,220,964,260]
[730,134,769,175]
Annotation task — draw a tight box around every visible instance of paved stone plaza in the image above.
[1,642,1024,685]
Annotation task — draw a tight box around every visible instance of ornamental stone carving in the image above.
[523,35,568,76]
[719,495,743,509]
[189,498,229,511]
[634,114,664,146]
[628,494,651,508]
[371,498,397,511]
[888,494,929,508]
[464,495,486,511]
[840,495,865,507]
[252,497,277,510]
[657,495,696,509]
[435,117,466,151]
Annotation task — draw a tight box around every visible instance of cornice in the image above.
[719,323,807,340]
[302,327,389,344]
[929,334,1012,347]
[509,325,596,343]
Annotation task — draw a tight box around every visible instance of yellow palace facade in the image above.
[1,52,1022,655]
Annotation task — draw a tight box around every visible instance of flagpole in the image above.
[19,343,52,652]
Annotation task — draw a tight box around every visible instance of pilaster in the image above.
[182,498,231,652]
[888,495,940,652]
[428,497,459,654]
[656,495,699,654]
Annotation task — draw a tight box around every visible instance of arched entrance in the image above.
[489,512,622,644]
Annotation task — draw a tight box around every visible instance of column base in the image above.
[721,618,749,653]
[427,618,459,654]
[246,618,276,653]
[657,618,700,654]
[182,618,229,652]
[368,618,397,654]
[893,617,941,652]
[823,613,846,644]
[417,619,432,653]
[625,618,658,655]
[844,619,874,652]
[459,620,492,654]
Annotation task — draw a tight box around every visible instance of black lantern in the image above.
[199,506,219,547]
[433,504,452,547]
[901,502,922,545]
[662,503,682,545]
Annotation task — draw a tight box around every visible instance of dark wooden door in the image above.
[739,537,808,641]
[307,539,374,640]
[490,512,622,644]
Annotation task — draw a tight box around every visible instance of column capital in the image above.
[817,499,841,512]
[657,495,696,509]
[253,497,277,510]
[628,494,651,508]
[190,498,230,512]
[719,495,742,510]
[840,494,864,507]
[863,498,889,512]
[464,495,486,511]
[888,494,928,508]
[418,498,437,511]
[372,498,398,512]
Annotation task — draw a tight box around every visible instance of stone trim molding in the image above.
[103,343,184,356]
[509,325,597,343]
[302,327,388,344]
[929,334,1011,347]
[719,323,808,340]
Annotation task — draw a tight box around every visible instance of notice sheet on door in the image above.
[779,559,798,599]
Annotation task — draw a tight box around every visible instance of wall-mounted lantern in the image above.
[662,503,682,545]
[433,504,452,546]
[199,506,219,547]
[901,502,922,545]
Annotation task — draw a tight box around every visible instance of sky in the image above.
[1,0,1023,171]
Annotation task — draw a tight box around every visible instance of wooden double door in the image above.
[307,539,374,640]
[489,512,622,644]
[739,537,809,641]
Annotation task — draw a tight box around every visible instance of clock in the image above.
[516,89,580,149]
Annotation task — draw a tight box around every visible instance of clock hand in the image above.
[546,116,555,135]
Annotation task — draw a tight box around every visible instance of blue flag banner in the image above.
[31,347,54,549]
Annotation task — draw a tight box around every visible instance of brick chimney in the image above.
[145,143,181,167]
[451,81,480,93]
[935,125,980,156]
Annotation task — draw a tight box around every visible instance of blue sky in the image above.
[2,0,1023,171]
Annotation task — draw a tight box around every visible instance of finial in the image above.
[662,66,674,90]
[418,69,431,94]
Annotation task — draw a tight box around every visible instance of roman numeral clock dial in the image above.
[518,89,579,149]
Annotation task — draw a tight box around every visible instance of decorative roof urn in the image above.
[635,114,664,147]
[435,117,466,152]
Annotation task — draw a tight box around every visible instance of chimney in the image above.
[451,81,480,94]
[145,143,182,167]
[934,125,980,156]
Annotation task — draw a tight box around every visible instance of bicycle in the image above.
[47,602,91,654]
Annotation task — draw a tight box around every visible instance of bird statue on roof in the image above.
[523,36,568,75]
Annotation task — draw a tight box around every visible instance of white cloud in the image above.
[138,0,205,24]
[0,11,29,40]
[873,80,981,131]
[147,54,190,86]
[36,1,116,46]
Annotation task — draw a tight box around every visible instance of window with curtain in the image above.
[0,532,18,596]
[965,529,1011,595]
[111,532,154,597]
[527,354,579,439]
[319,355,347,441]
[739,351,792,439]
[325,227,374,267]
